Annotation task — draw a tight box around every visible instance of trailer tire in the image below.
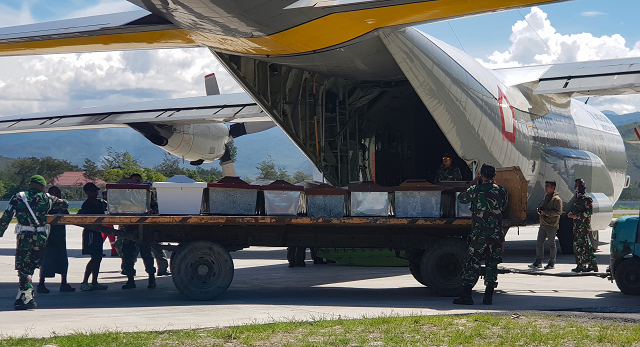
[557,217,574,255]
[615,257,640,295]
[171,241,234,301]
[420,238,471,297]
[409,250,427,286]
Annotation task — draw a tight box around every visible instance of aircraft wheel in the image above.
[171,241,234,301]
[557,217,574,254]
[420,238,473,297]
[615,257,640,295]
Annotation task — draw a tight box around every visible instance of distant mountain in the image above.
[618,122,640,141]
[0,127,312,179]
[602,110,618,117]
[605,111,640,126]
[624,141,640,185]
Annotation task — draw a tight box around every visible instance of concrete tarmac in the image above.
[0,223,638,338]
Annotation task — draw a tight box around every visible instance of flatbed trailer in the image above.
[48,214,480,300]
[47,167,528,300]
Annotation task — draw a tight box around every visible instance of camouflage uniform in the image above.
[434,165,462,183]
[120,185,160,287]
[571,193,596,270]
[0,188,68,307]
[121,233,156,277]
[457,180,508,287]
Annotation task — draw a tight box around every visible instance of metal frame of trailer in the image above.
[48,214,484,301]
[46,167,529,300]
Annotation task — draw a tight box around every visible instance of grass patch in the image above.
[614,213,638,218]
[614,206,640,210]
[3,314,640,347]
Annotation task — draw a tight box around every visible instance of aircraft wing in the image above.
[0,10,197,57]
[0,93,271,135]
[492,57,640,98]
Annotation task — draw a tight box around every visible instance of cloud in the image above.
[0,2,34,27]
[64,0,140,19]
[478,7,640,113]
[480,7,640,68]
[581,11,605,17]
[0,48,243,117]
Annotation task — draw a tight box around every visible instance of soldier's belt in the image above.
[14,224,49,235]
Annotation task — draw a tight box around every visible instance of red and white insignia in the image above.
[498,87,516,143]
[635,125,640,141]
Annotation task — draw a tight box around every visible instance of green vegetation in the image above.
[613,205,640,210]
[617,122,640,142]
[623,141,640,189]
[620,181,640,201]
[256,155,312,184]
[2,314,640,347]
[0,156,80,199]
[84,149,225,184]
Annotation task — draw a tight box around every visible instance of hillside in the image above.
[618,122,640,141]
[625,141,640,185]
[0,156,14,172]
[0,127,312,178]
[605,111,640,126]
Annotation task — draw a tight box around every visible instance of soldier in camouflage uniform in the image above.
[0,175,69,310]
[568,179,597,272]
[454,164,508,305]
[434,153,462,183]
[120,174,160,289]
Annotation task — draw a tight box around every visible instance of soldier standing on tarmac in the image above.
[120,174,161,289]
[0,175,69,310]
[453,164,508,306]
[568,179,597,272]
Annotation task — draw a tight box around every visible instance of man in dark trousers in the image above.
[529,181,563,270]
[568,179,597,272]
[454,164,508,305]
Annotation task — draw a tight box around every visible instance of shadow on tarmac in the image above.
[0,237,630,313]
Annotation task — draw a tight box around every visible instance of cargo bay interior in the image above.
[217,52,472,187]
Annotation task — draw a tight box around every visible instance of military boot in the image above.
[122,275,136,289]
[453,284,474,305]
[147,274,157,289]
[483,284,496,305]
[14,288,36,310]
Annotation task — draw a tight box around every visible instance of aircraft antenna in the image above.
[517,10,563,63]
[448,22,467,53]
[585,97,590,104]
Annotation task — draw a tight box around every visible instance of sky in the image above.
[0,0,639,173]
[0,0,638,115]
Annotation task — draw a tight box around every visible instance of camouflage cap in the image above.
[30,175,46,186]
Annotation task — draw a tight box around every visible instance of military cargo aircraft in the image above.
[0,0,638,251]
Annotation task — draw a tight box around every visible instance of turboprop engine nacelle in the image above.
[130,122,230,164]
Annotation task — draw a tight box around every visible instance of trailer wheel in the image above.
[557,217,574,254]
[171,241,234,301]
[615,257,640,295]
[409,250,427,286]
[420,238,471,297]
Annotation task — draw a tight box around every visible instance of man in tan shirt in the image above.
[529,181,563,270]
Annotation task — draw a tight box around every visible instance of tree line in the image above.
[0,150,312,200]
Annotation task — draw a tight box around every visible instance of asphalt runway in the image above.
[0,222,638,338]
